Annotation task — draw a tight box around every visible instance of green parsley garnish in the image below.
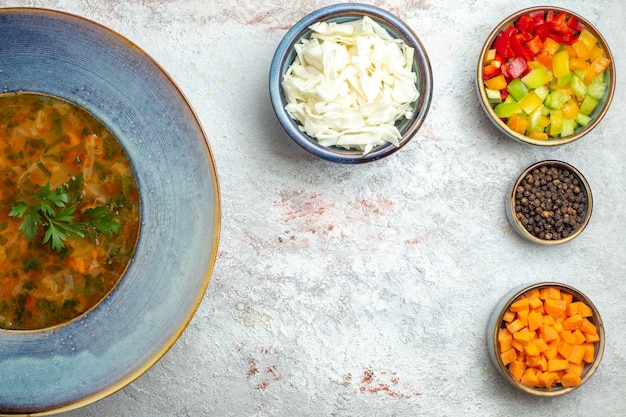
[9,173,120,251]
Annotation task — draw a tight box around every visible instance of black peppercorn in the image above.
[513,164,588,241]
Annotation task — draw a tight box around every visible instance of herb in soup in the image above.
[10,173,121,251]
[0,93,140,330]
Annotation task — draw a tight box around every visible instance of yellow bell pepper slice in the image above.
[552,50,571,78]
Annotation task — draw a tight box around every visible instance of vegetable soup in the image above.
[0,92,140,330]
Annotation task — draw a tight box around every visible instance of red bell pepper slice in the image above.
[528,11,545,28]
[553,24,575,37]
[509,57,529,78]
[567,15,579,30]
[535,22,551,40]
[550,12,567,30]
[525,35,544,56]
[549,31,577,45]
[494,25,517,59]
[515,13,533,33]
[501,57,528,80]
[567,15,584,32]
[510,34,534,62]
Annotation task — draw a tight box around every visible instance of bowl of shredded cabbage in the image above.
[269,3,433,163]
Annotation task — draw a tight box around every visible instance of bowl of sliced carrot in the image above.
[488,282,604,396]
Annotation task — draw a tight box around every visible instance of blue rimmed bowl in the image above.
[0,8,220,415]
[269,3,433,163]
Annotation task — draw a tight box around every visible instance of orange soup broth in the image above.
[0,93,140,330]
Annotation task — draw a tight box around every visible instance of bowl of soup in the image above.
[0,8,220,415]
[0,92,141,330]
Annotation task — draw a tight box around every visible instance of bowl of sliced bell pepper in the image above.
[488,282,605,396]
[477,7,615,146]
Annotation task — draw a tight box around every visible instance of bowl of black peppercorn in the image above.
[507,160,592,245]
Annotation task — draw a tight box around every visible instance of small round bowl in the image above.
[477,6,615,146]
[269,3,433,163]
[507,160,592,245]
[488,282,605,397]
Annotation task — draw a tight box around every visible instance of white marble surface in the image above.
[2,0,626,416]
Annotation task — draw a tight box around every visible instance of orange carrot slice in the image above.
[499,286,600,390]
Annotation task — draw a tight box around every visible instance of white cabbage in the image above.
[282,16,420,154]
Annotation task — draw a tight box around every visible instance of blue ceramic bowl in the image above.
[269,3,433,163]
[0,8,220,415]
